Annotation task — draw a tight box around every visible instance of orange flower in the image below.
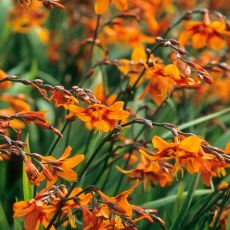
[40,146,84,187]
[61,187,92,228]
[49,89,79,109]
[210,204,230,230]
[16,111,62,137]
[140,75,174,105]
[82,180,154,229]
[152,135,204,175]
[129,0,172,34]
[146,62,181,82]
[199,142,229,186]
[13,185,66,230]
[96,180,139,219]
[67,101,130,132]
[179,20,230,50]
[115,45,152,85]
[0,94,31,112]
[200,157,226,186]
[140,61,181,105]
[0,94,31,129]
[8,2,48,33]
[82,207,104,230]
[151,135,229,185]
[94,83,117,106]
[95,0,128,15]
[116,150,173,190]
[13,199,52,230]
[24,158,42,185]
[100,20,155,48]
[0,69,11,89]
[82,207,128,230]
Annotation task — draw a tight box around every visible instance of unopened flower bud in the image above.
[41,166,53,181]
[156,37,163,43]
[24,158,40,185]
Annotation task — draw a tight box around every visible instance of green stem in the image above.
[91,143,113,185]
[113,151,132,195]
[46,120,69,156]
[46,134,108,230]
[89,15,101,66]
[169,174,200,230]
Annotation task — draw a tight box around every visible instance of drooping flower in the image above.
[14,185,92,230]
[200,157,227,186]
[14,199,52,230]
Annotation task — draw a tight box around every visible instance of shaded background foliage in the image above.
[0,0,229,229]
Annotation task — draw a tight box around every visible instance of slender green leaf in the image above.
[172,182,184,218]
[13,218,23,230]
[169,174,200,230]
[142,188,212,209]
[22,135,34,201]
[163,108,230,138]
[0,202,10,230]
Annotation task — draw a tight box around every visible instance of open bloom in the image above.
[49,89,79,109]
[13,185,67,230]
[116,150,173,190]
[94,83,117,106]
[67,101,129,132]
[151,135,229,185]
[82,180,154,229]
[40,146,84,187]
[95,0,128,15]
[152,135,204,175]
[57,187,92,228]
[8,2,48,33]
[100,20,155,48]
[0,94,30,129]
[140,74,174,105]
[13,199,53,230]
[179,20,230,50]
[96,180,139,219]
[0,69,11,89]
